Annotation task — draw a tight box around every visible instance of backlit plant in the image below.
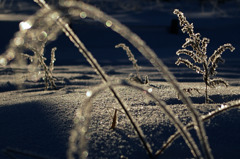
[174,9,235,103]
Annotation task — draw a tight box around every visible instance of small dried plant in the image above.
[22,44,57,90]
[109,108,118,130]
[0,7,60,90]
[174,9,235,103]
[115,43,149,84]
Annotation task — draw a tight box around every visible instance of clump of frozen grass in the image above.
[2,8,61,65]
[35,45,57,90]
[174,9,235,103]
[115,43,149,84]
[22,45,57,90]
[20,37,57,90]
[0,7,61,89]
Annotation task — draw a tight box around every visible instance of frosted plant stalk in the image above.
[0,6,60,89]
[71,80,203,158]
[174,9,235,104]
[155,99,240,157]
[33,0,154,158]
[115,43,141,80]
[0,7,61,66]
[59,1,211,159]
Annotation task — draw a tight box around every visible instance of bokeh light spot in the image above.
[105,20,112,27]
[13,37,24,46]
[19,21,32,31]
[148,88,153,93]
[86,91,92,97]
[80,12,87,19]
[82,151,88,158]
[0,57,7,66]
[38,31,48,41]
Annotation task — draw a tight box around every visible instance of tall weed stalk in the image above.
[174,9,235,103]
[115,43,149,84]
[115,43,141,79]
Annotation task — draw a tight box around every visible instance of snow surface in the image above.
[0,0,240,159]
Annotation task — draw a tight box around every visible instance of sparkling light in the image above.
[0,57,7,66]
[148,88,153,93]
[50,12,60,20]
[13,37,24,46]
[19,21,32,31]
[38,31,48,41]
[86,90,92,97]
[218,104,227,110]
[5,50,15,61]
[82,151,88,158]
[80,12,87,19]
[105,20,112,27]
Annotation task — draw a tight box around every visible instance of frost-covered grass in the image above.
[0,0,240,159]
